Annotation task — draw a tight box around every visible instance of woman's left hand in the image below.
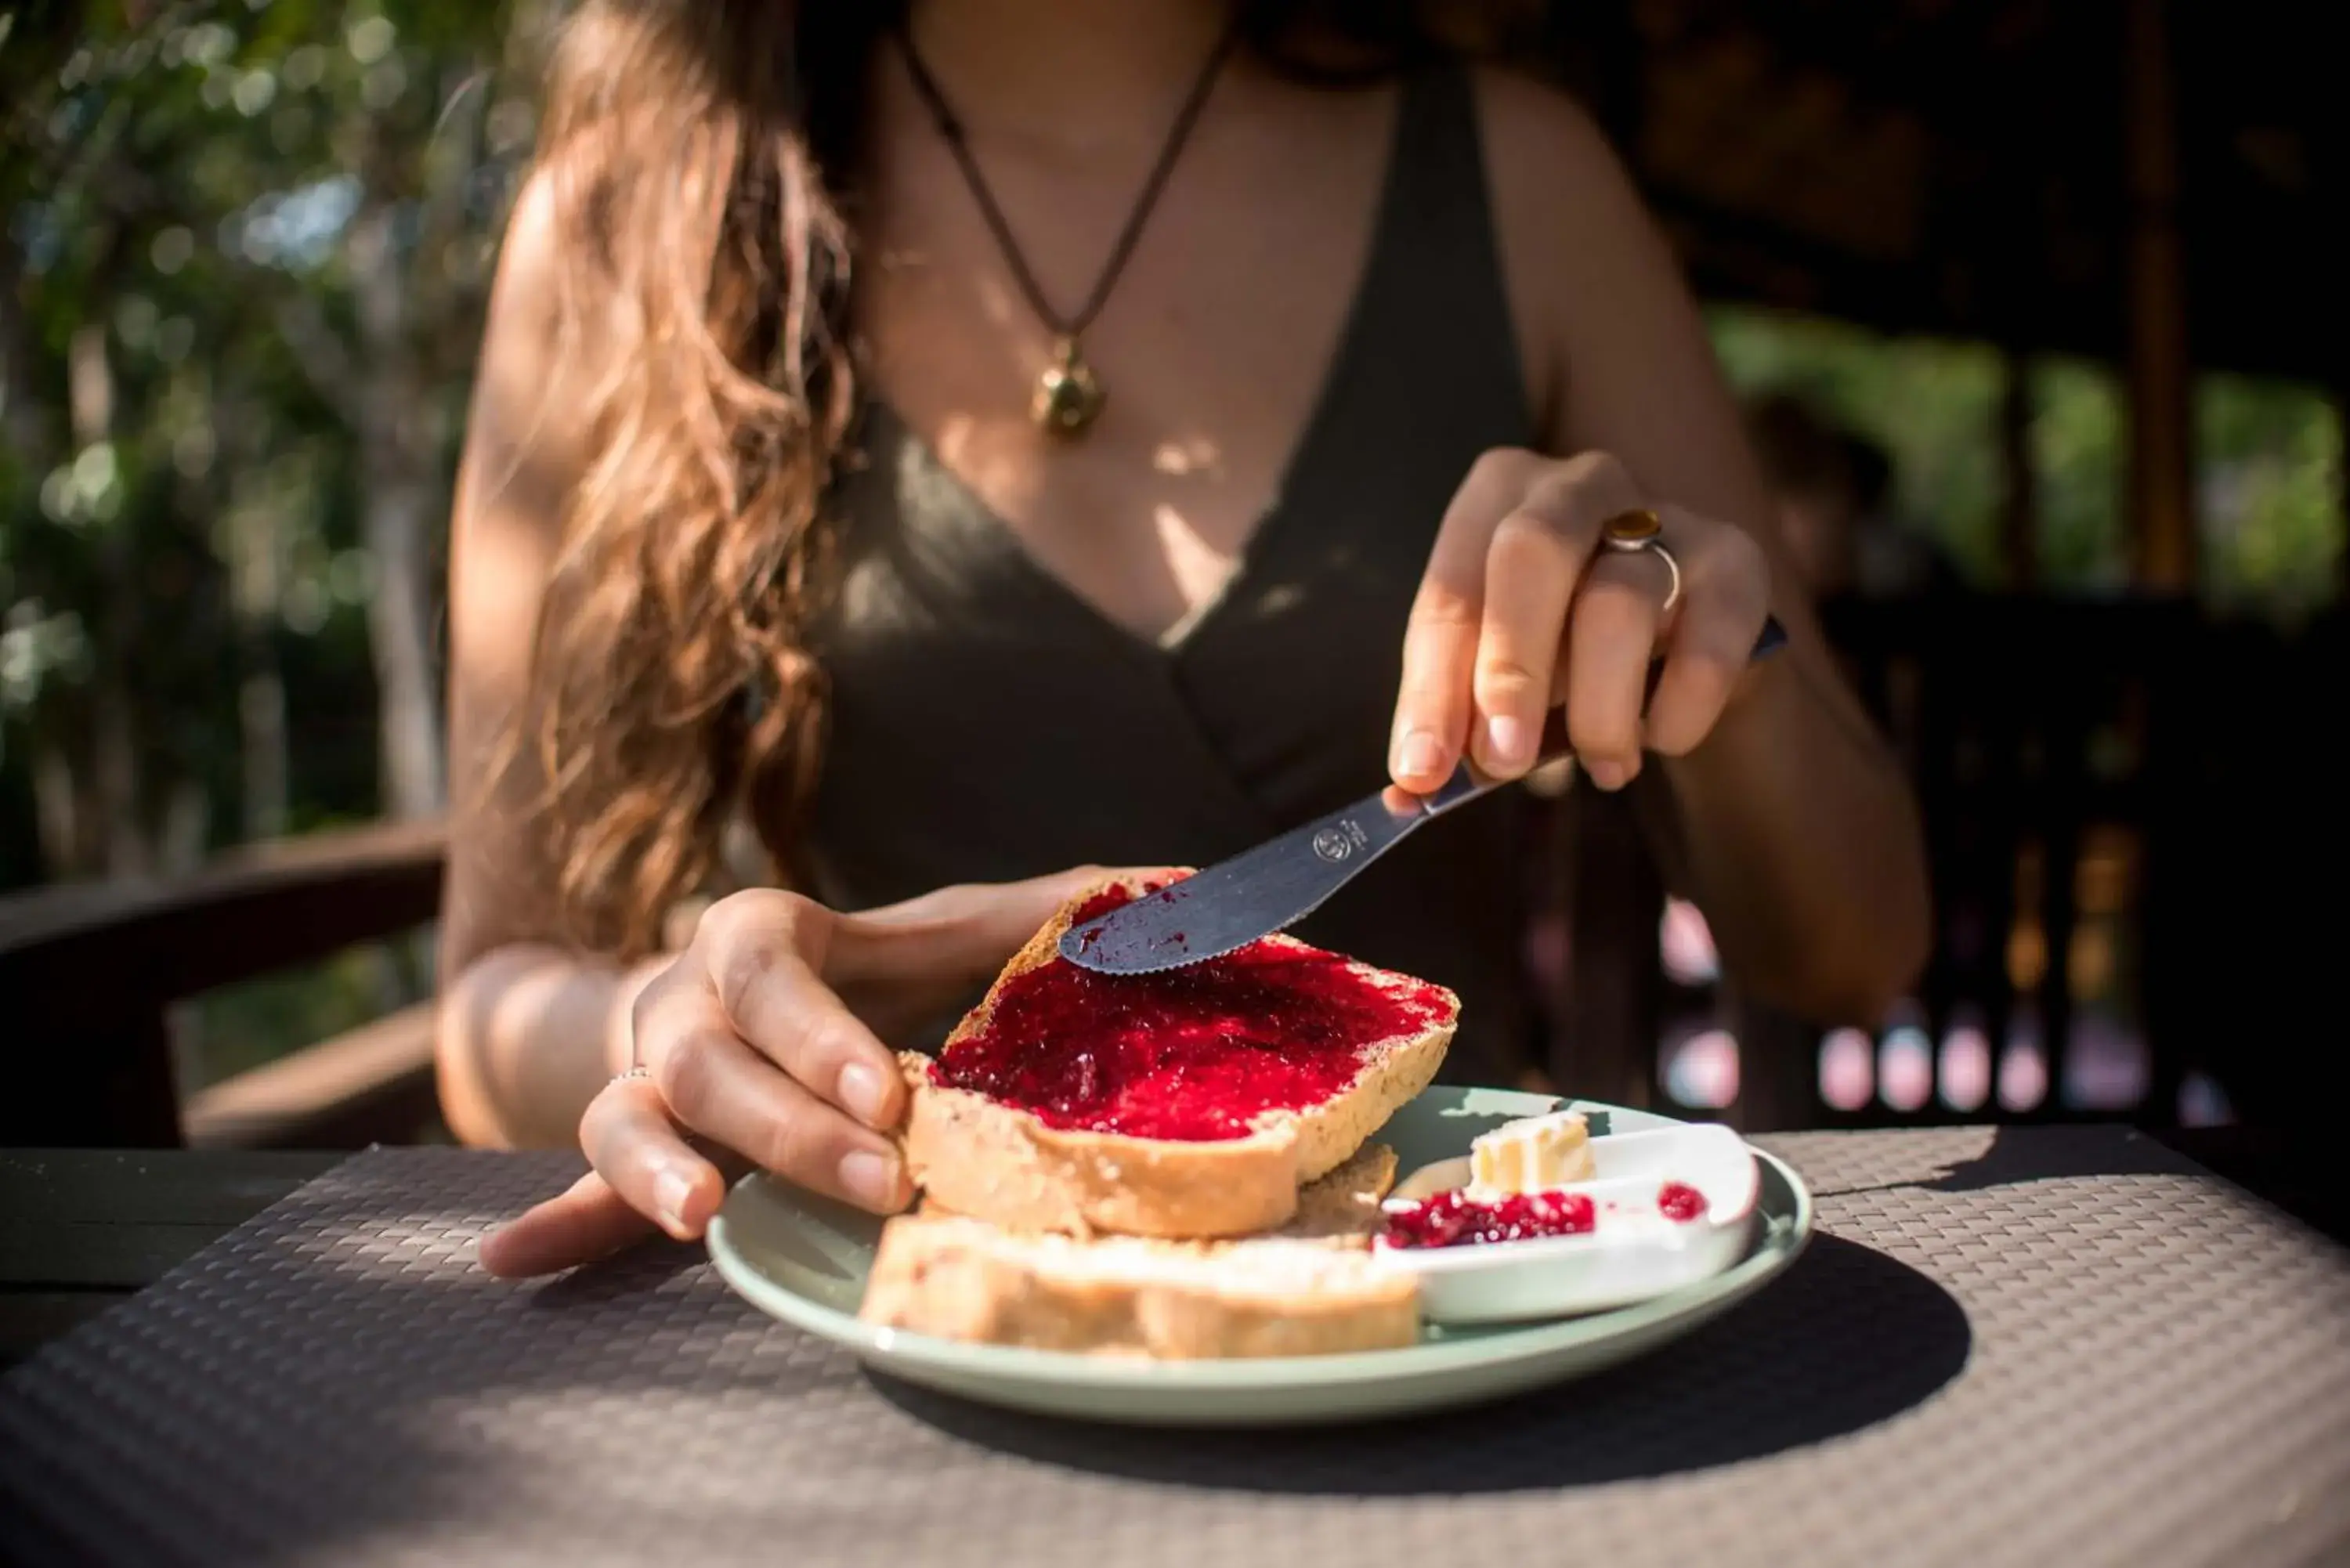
[1390,447,1775,796]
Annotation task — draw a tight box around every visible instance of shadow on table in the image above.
[1814,1124,2201,1204]
[526,1241,710,1305]
[872,1233,1969,1494]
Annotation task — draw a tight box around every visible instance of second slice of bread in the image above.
[859,1214,1420,1358]
[902,873,1456,1238]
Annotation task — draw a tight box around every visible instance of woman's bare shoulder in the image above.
[1466,65,1689,428]
[1469,63,1615,155]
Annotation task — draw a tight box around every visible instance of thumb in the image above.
[477,1169,656,1279]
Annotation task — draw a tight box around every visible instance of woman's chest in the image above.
[811,401,1488,836]
[854,77,1401,645]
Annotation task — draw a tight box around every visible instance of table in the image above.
[0,1151,340,1368]
[2,1128,2346,1567]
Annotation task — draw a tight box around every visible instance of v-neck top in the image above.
[801,63,1538,1082]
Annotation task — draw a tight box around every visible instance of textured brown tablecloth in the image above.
[2,1128,2345,1568]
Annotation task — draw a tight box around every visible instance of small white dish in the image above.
[1373,1122,1763,1324]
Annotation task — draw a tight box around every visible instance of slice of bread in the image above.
[857,1212,1419,1358]
[900,872,1457,1238]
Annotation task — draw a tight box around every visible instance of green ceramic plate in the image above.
[706,1086,1813,1426]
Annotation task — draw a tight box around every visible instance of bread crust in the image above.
[899,873,1455,1237]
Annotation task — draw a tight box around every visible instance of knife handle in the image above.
[1445,613,1790,801]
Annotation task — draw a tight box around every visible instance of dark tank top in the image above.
[802,63,1538,1082]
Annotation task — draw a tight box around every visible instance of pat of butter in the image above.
[1469,1109,1596,1195]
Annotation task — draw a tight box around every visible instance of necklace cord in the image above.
[895,18,1242,340]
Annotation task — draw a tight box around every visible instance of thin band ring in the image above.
[1600,508,1683,617]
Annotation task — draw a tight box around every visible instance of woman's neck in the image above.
[898,0,1238,156]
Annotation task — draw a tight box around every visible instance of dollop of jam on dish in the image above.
[1380,1189,1599,1250]
[1658,1181,1708,1223]
[931,883,1453,1142]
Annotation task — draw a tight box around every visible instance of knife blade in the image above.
[1059,615,1788,974]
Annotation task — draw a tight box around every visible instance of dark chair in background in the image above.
[0,822,445,1149]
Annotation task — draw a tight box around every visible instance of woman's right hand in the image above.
[477,866,1137,1278]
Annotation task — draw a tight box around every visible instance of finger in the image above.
[654,1024,910,1213]
[1562,549,1669,789]
[577,1072,727,1241]
[1466,468,1620,777]
[693,891,905,1133]
[1392,448,1538,790]
[477,1169,655,1279]
[1644,515,1772,757]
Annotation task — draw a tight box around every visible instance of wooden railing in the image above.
[0,821,446,1148]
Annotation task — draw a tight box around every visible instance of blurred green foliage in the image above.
[4,0,547,1087]
[2,0,546,893]
[1709,304,2342,612]
[1711,305,2008,580]
[2198,374,2345,620]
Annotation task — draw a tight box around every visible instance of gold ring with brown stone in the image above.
[1600,508,1664,549]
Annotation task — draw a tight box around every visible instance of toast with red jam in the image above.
[898,871,1457,1239]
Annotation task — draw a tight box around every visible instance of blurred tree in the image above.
[1707,303,2342,612]
[1708,304,2005,583]
[2197,374,2344,623]
[2029,356,2128,593]
[2,0,552,883]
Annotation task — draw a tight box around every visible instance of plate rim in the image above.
[705,1089,1814,1393]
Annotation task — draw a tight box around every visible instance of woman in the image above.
[442,0,1930,1278]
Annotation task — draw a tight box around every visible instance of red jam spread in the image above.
[1380,1189,1598,1249]
[931,884,1452,1142]
[1658,1181,1708,1223]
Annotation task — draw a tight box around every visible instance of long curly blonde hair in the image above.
[515,0,1542,959]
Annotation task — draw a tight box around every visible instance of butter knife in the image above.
[1059,616,1788,974]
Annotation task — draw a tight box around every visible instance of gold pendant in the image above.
[1032,337,1105,437]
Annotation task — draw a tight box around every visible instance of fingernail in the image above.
[1484,714,1531,769]
[1586,759,1630,792]
[839,1061,889,1126]
[653,1167,696,1233]
[1395,729,1446,779]
[839,1149,901,1210]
